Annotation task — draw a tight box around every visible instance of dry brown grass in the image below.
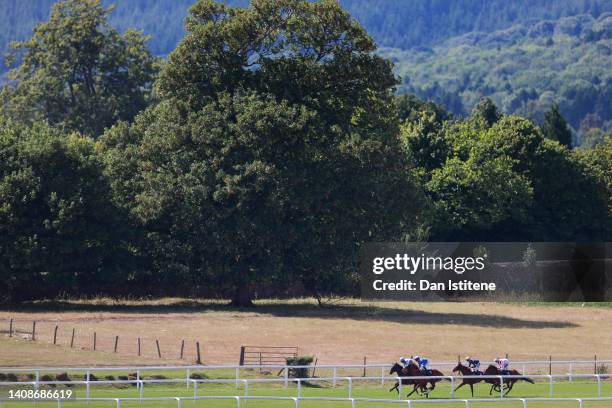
[0,298,610,367]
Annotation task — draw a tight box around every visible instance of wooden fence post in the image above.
[32,321,36,341]
[594,354,597,374]
[196,341,202,364]
[239,346,245,365]
[9,318,13,337]
[137,337,141,356]
[156,339,162,358]
[93,332,97,350]
[549,355,552,375]
[363,356,367,377]
[180,340,185,359]
[312,357,318,378]
[53,325,59,345]
[114,335,119,353]
[70,328,75,348]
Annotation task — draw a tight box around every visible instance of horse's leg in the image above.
[420,382,429,398]
[470,383,474,397]
[506,380,515,394]
[406,385,418,398]
[389,381,399,393]
[429,381,436,392]
[454,382,466,393]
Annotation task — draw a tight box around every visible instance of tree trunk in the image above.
[231,282,254,307]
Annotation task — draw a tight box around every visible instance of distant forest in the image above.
[3,0,611,145]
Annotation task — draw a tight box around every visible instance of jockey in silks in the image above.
[400,356,414,368]
[494,357,510,375]
[465,356,481,374]
[414,356,431,375]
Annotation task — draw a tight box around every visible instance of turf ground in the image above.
[1,379,612,408]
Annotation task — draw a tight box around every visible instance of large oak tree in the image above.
[102,0,426,306]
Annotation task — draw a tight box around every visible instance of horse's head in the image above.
[452,362,464,374]
[390,362,402,375]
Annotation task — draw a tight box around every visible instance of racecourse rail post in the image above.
[242,379,248,397]
[548,374,554,398]
[332,367,337,388]
[297,378,302,398]
[597,374,602,397]
[499,375,504,398]
[569,362,573,382]
[86,370,90,398]
[186,368,190,390]
[193,380,198,398]
[348,377,353,398]
[235,367,240,389]
[380,366,385,386]
[450,375,455,399]
[284,367,289,388]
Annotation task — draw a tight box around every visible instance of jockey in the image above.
[400,356,413,368]
[494,357,510,375]
[414,356,431,375]
[465,356,481,374]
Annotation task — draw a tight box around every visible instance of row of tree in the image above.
[0,0,610,305]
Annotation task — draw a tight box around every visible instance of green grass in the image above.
[1,378,611,408]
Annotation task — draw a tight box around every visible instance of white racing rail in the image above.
[0,359,609,377]
[0,373,609,400]
[1,395,612,408]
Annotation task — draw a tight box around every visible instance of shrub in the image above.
[286,356,314,378]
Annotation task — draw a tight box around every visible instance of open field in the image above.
[1,299,611,367]
[0,299,611,366]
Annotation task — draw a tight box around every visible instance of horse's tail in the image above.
[521,377,535,384]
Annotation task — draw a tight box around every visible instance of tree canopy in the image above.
[1,0,159,136]
[101,0,425,306]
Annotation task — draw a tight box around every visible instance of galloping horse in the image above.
[389,362,446,398]
[389,363,418,395]
[452,362,486,397]
[484,364,534,395]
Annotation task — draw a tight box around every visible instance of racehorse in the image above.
[389,363,418,395]
[483,364,534,395]
[389,362,446,398]
[452,362,486,397]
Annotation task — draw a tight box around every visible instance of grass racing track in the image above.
[2,376,612,408]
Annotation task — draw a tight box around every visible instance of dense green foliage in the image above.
[101,0,424,306]
[403,100,610,241]
[0,0,610,304]
[0,118,129,302]
[2,0,610,61]
[0,0,159,136]
[542,104,573,147]
[1,0,611,142]
[384,12,612,141]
